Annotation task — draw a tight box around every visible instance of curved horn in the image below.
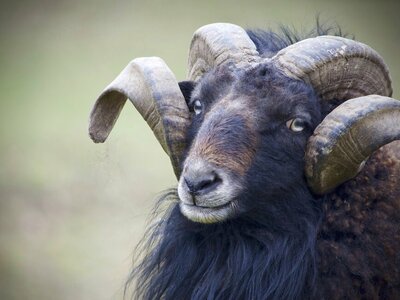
[89,57,190,178]
[188,23,259,81]
[305,95,400,195]
[272,36,392,104]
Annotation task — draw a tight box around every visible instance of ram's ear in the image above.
[178,81,196,104]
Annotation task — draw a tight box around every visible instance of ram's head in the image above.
[89,23,400,223]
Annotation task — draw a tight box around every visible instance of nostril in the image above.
[184,172,221,195]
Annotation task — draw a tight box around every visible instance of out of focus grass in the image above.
[0,0,398,299]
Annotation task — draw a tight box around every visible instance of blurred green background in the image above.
[0,0,399,299]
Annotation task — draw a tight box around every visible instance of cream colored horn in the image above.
[305,95,400,194]
[188,23,259,81]
[272,36,392,104]
[89,57,190,178]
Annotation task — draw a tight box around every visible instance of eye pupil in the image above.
[286,118,306,132]
[193,100,202,115]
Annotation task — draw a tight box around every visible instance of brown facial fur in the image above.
[187,95,259,176]
[184,63,320,181]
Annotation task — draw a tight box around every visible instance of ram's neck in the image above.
[129,190,320,300]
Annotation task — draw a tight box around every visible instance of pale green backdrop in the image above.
[1,0,399,299]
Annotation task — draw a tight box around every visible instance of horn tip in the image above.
[89,129,107,143]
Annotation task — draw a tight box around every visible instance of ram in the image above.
[89,23,400,299]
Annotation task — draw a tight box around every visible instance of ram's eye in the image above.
[193,100,202,115]
[286,118,306,132]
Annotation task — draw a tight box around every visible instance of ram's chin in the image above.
[179,201,238,224]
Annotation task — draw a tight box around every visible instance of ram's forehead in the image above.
[191,62,319,122]
[191,65,238,102]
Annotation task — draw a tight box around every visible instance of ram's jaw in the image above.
[179,200,240,224]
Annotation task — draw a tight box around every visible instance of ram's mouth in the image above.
[179,200,238,224]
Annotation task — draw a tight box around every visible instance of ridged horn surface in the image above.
[89,57,190,178]
[272,36,392,103]
[305,95,400,195]
[188,23,259,81]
